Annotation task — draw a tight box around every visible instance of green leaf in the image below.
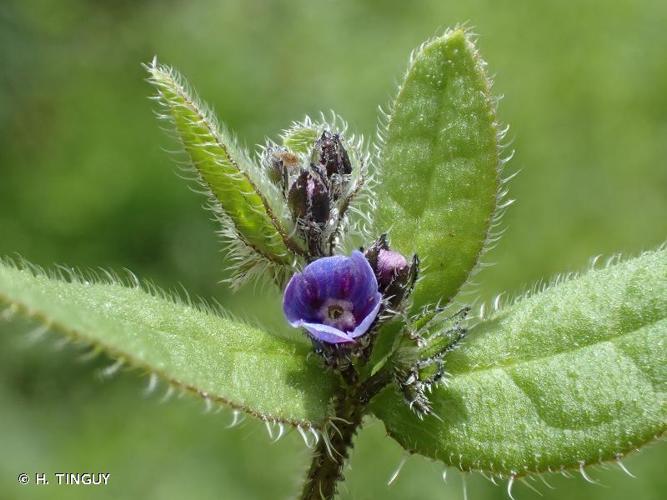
[0,260,337,427]
[377,29,502,310]
[373,248,667,476]
[146,60,297,274]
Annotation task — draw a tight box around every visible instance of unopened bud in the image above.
[311,131,352,178]
[377,249,409,288]
[288,170,308,219]
[308,174,330,224]
[364,234,418,308]
[288,170,330,225]
[265,148,299,189]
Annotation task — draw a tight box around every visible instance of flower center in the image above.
[318,298,355,331]
[327,304,345,320]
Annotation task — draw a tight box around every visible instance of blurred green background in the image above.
[1,0,665,499]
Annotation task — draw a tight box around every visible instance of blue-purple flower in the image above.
[283,251,382,344]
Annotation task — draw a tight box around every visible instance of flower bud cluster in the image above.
[264,131,352,257]
[273,132,428,380]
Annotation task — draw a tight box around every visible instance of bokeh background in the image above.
[1,0,666,499]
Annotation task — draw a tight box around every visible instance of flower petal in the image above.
[350,293,382,339]
[301,322,356,344]
[283,251,382,344]
[348,251,382,315]
[303,255,348,300]
[283,272,325,324]
[283,273,307,324]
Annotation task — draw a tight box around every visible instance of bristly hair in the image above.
[471,244,667,326]
[375,26,516,317]
[0,256,327,430]
[275,112,377,253]
[145,57,299,291]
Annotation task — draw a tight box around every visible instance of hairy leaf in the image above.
[0,261,337,427]
[147,60,296,272]
[377,29,501,309]
[373,249,667,476]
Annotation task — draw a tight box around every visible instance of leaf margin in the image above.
[375,26,514,311]
[145,58,305,288]
[372,246,667,478]
[0,257,338,428]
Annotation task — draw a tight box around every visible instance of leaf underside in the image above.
[147,61,292,267]
[377,28,501,310]
[0,261,337,427]
[373,248,667,476]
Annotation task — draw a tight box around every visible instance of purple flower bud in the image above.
[311,131,352,178]
[365,234,418,308]
[287,170,308,219]
[308,173,330,224]
[287,170,330,224]
[376,249,409,290]
[283,251,382,344]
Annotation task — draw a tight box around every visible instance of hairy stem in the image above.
[300,369,392,500]
[300,398,363,500]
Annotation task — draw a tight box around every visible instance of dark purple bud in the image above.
[288,170,309,219]
[288,170,331,225]
[311,131,352,178]
[309,180,329,224]
[364,234,418,308]
[376,249,409,289]
[283,251,382,344]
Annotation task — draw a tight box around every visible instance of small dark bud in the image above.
[377,249,410,289]
[266,148,299,190]
[311,131,352,178]
[287,170,330,225]
[364,234,418,309]
[288,170,309,219]
[308,175,330,224]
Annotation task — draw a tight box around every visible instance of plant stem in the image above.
[300,398,363,500]
[299,369,392,500]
